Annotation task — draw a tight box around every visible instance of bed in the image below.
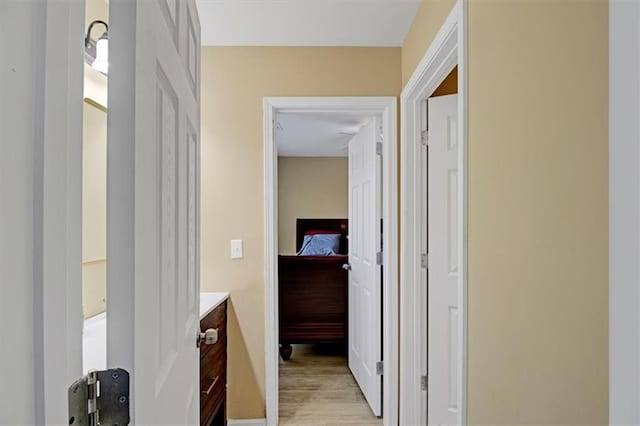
[278,218,349,360]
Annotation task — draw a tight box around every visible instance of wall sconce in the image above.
[85,20,109,75]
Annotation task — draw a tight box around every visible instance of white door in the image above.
[107,1,201,424]
[348,117,383,416]
[427,94,459,425]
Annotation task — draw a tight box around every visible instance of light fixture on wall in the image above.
[85,20,109,75]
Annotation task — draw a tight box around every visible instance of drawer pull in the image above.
[202,376,220,396]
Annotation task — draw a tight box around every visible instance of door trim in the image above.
[263,96,398,426]
[399,1,468,424]
[40,1,85,423]
[20,1,85,423]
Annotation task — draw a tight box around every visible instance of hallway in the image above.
[279,344,382,425]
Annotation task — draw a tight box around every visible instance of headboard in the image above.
[296,218,348,255]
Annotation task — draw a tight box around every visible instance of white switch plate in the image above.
[230,239,243,259]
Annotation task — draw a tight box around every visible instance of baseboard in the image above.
[227,419,267,426]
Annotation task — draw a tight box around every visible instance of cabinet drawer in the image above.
[200,301,227,359]
[200,299,228,426]
[201,336,226,380]
[200,340,226,424]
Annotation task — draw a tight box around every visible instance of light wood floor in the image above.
[279,344,382,426]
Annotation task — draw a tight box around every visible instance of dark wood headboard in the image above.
[296,218,348,254]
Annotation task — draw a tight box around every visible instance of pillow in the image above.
[298,234,341,256]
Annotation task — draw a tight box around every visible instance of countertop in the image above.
[200,292,230,319]
[83,292,230,374]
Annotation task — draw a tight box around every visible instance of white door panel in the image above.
[348,117,382,416]
[108,1,201,423]
[427,94,459,425]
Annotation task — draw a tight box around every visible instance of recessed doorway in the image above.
[263,97,399,426]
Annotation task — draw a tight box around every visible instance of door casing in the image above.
[0,1,86,424]
[399,1,468,424]
[262,97,398,426]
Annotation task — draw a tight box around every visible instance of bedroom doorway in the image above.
[263,97,398,426]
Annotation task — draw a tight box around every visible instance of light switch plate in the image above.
[230,239,243,259]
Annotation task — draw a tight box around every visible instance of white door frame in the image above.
[263,97,398,426]
[38,2,85,422]
[399,1,468,424]
[1,1,84,424]
[609,0,640,423]
[38,1,85,424]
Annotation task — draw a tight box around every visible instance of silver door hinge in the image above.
[421,375,428,391]
[421,253,429,269]
[376,361,384,375]
[376,251,383,266]
[68,368,130,426]
[376,141,383,156]
[421,130,429,146]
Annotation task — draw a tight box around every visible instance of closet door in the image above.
[427,94,460,425]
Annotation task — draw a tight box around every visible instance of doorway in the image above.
[263,97,398,426]
[399,1,468,424]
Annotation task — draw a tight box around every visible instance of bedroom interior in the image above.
[276,111,383,424]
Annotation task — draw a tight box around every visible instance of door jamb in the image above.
[399,1,468,424]
[263,96,398,426]
[34,0,85,423]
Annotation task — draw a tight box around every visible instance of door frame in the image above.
[2,0,86,423]
[38,1,85,424]
[399,1,468,424]
[263,96,398,426]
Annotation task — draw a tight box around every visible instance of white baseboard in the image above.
[227,419,267,426]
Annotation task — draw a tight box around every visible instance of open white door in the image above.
[107,0,201,423]
[348,117,383,416]
[427,94,459,425]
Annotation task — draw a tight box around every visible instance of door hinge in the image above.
[376,251,383,266]
[421,375,428,391]
[421,253,429,269]
[376,141,383,156]
[376,361,384,375]
[68,368,130,426]
[421,130,429,146]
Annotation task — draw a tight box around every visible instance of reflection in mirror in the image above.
[82,98,107,373]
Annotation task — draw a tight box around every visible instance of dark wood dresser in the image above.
[200,300,227,426]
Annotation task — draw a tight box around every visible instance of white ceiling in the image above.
[276,112,372,157]
[196,0,421,46]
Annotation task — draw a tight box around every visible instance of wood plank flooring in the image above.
[279,344,382,426]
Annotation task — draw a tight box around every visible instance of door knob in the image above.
[342,263,351,271]
[197,328,218,348]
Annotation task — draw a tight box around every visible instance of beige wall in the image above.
[402,0,608,422]
[200,47,401,419]
[466,0,608,423]
[401,0,457,86]
[200,0,609,420]
[278,157,349,254]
